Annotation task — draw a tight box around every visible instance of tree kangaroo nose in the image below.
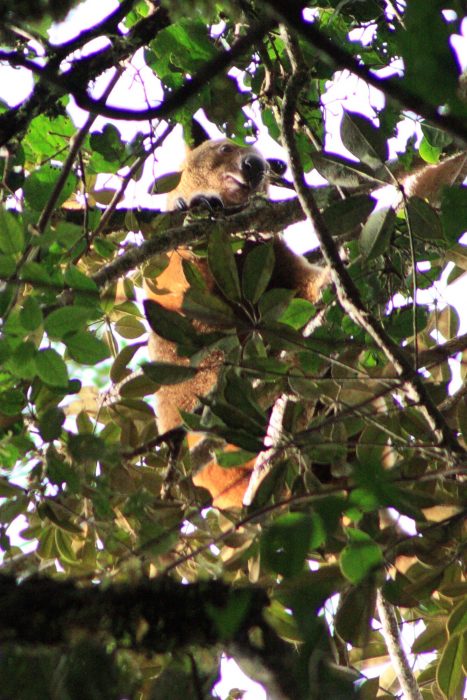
[242,154,267,188]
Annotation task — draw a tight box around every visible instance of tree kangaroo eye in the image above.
[219,143,234,154]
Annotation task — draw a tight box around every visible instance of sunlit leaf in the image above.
[340,529,383,584]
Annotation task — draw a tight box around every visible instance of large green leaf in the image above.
[65,331,110,365]
[339,529,383,584]
[0,208,24,254]
[341,111,388,169]
[44,306,95,340]
[23,164,77,210]
[35,348,69,388]
[261,513,323,578]
[207,226,241,303]
[359,207,396,260]
[241,241,275,303]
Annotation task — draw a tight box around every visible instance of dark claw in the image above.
[190,194,224,211]
[175,197,189,211]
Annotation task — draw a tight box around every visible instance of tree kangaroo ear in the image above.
[267,158,287,176]
[183,118,211,150]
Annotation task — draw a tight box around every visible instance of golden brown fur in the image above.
[146,139,328,508]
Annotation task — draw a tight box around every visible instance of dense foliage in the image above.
[0,1,466,698]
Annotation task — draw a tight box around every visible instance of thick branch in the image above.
[419,331,467,368]
[70,19,275,119]
[0,574,299,700]
[91,197,306,288]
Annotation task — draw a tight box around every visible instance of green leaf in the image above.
[202,397,264,434]
[359,207,396,260]
[406,197,443,240]
[20,296,43,331]
[65,331,110,364]
[0,254,16,277]
[149,19,217,87]
[437,305,460,341]
[312,152,379,187]
[183,287,235,326]
[421,122,453,150]
[151,171,182,194]
[6,341,37,380]
[447,598,467,637]
[241,242,275,303]
[207,226,241,303]
[119,374,159,398]
[23,164,77,210]
[335,581,376,646]
[35,348,69,388]
[38,407,65,442]
[110,342,145,383]
[93,237,117,258]
[341,111,388,169]
[278,298,315,330]
[411,620,447,653]
[143,299,198,345]
[64,265,99,293]
[322,194,375,236]
[207,589,254,640]
[0,478,24,497]
[215,449,256,467]
[261,513,318,578]
[0,208,24,254]
[142,361,198,384]
[259,288,296,322]
[0,389,24,416]
[89,124,125,172]
[436,632,466,700]
[23,113,75,161]
[19,261,52,284]
[44,306,94,340]
[441,187,467,244]
[68,434,105,461]
[340,529,383,584]
[395,3,461,110]
[419,137,441,164]
[114,316,146,339]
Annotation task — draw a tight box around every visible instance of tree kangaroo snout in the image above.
[169,139,270,210]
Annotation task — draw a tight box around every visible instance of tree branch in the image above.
[279,27,464,456]
[376,590,423,700]
[69,19,275,119]
[419,331,467,368]
[0,6,171,146]
[266,0,467,144]
[91,197,306,288]
[0,574,300,700]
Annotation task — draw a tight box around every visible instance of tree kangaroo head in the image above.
[169,138,269,209]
